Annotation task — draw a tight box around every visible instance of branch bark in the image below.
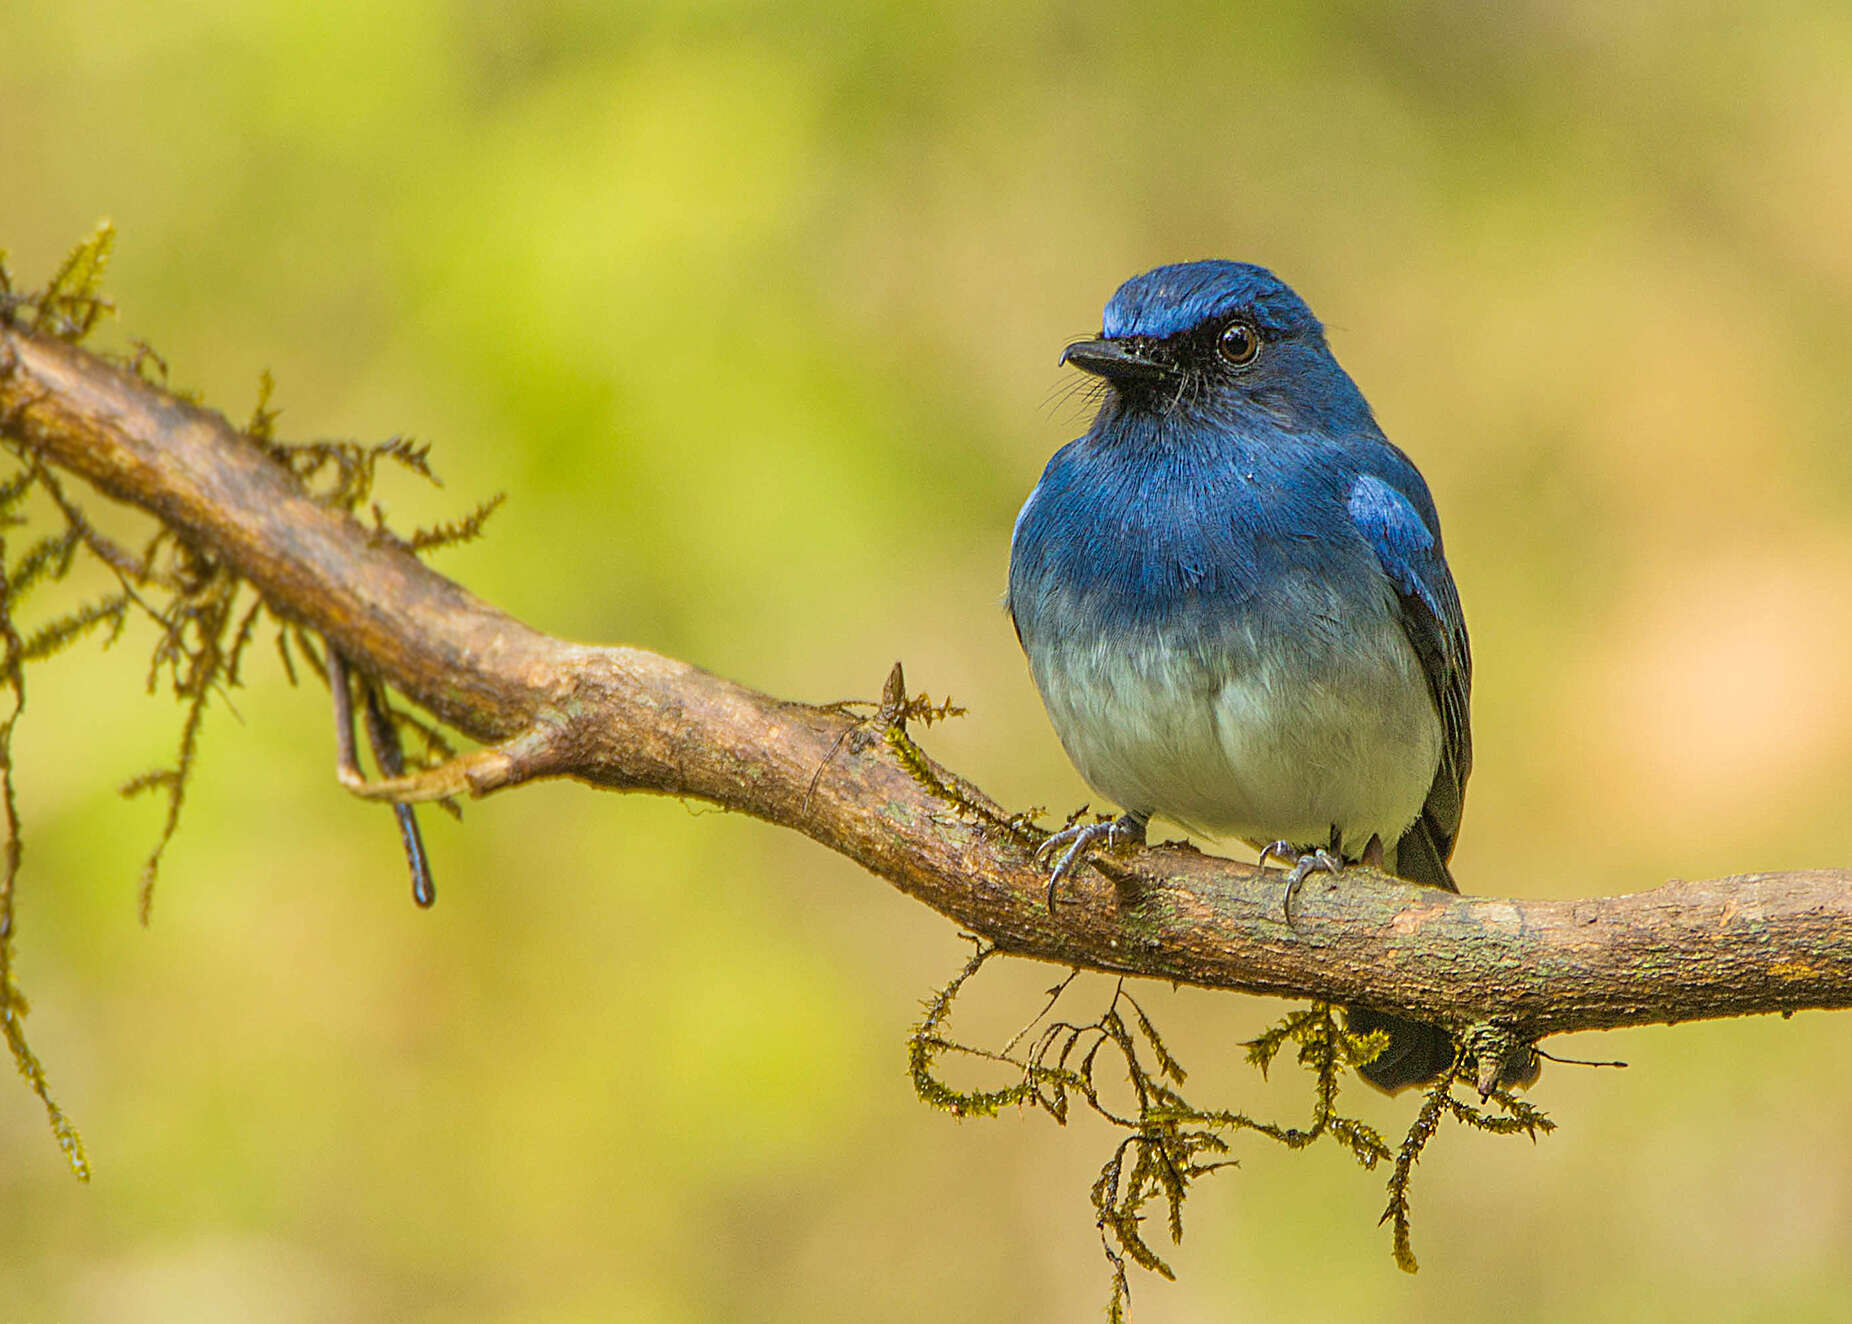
[4,325,1849,1043]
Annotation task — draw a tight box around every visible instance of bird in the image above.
[1006,259,1519,1093]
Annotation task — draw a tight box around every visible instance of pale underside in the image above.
[1027,616,1441,859]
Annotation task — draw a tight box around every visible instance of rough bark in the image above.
[4,325,1849,1042]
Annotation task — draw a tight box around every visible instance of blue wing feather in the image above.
[1345,465,1472,885]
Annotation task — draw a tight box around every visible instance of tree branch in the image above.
[4,325,1849,1043]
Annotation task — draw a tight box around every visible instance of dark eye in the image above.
[1218,320,1260,366]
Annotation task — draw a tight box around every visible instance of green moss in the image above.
[0,502,91,1180]
[0,231,117,1173]
[1378,1047,1555,1273]
[911,941,1560,1311]
[0,228,497,1172]
[16,223,116,342]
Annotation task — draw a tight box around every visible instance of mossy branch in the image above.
[3,237,1852,1263]
[3,272,1851,1036]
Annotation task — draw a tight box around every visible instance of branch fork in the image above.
[329,646,573,804]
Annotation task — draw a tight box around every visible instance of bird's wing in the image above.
[1345,467,1471,891]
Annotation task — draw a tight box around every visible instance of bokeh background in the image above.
[5,2,1852,1319]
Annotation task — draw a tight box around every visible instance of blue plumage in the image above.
[1008,261,1493,1092]
[1101,260,1321,342]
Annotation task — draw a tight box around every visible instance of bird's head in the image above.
[1063,261,1374,435]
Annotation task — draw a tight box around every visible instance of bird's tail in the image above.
[1350,817,1460,1093]
[1347,1007,1457,1092]
[1347,817,1540,1093]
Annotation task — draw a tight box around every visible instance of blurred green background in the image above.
[6,2,1852,1319]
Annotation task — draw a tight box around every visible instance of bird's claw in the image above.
[1257,841,1345,924]
[1037,813,1145,914]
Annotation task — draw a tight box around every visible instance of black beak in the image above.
[1059,337,1169,382]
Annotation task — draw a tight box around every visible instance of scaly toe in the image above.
[1036,814,1145,914]
[1278,847,1345,924]
[1039,821,1115,912]
[1034,823,1088,864]
[1256,839,1296,873]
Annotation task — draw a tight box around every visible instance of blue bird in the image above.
[1008,260,1517,1092]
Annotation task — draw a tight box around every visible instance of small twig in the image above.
[1002,969,1083,1058]
[337,709,573,804]
[329,647,436,907]
[360,673,435,908]
[1535,1047,1629,1070]
[327,647,362,782]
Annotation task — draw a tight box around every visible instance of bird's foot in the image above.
[1256,842,1346,924]
[1035,811,1147,914]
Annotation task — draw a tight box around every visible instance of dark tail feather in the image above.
[1347,1007,1457,1093]
[1346,816,1543,1092]
[1348,816,1461,1092]
[1389,813,1458,894]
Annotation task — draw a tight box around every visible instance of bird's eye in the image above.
[1218,320,1260,366]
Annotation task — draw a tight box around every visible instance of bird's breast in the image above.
[1008,447,1441,852]
[1023,610,1440,853]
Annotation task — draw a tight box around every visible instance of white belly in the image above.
[1029,622,1441,856]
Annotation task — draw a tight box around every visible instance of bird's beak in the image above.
[1059,337,1169,382]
